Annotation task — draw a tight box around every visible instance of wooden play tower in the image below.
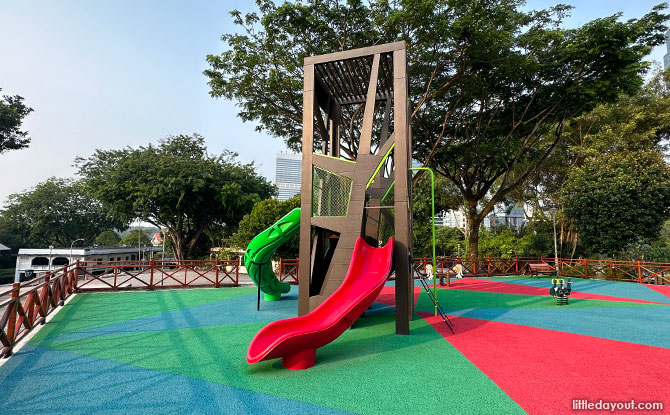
[297,41,413,334]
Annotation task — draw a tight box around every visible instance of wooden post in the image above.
[393,46,412,335]
[41,272,50,323]
[637,261,642,284]
[149,259,154,290]
[298,62,315,317]
[5,282,20,357]
[215,259,219,288]
[235,257,239,286]
[515,257,519,275]
[278,258,283,282]
[609,263,613,280]
[74,260,80,290]
[584,258,588,279]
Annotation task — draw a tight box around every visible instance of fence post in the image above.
[584,258,588,279]
[515,257,519,275]
[149,259,154,290]
[215,259,219,288]
[41,272,51,323]
[278,258,283,282]
[637,261,642,284]
[609,263,613,280]
[62,265,68,297]
[487,258,491,276]
[235,257,239,286]
[4,282,21,357]
[74,260,80,290]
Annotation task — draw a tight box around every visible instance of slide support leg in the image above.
[282,349,316,370]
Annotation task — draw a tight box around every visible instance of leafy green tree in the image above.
[412,172,460,257]
[76,134,276,260]
[521,219,554,257]
[562,150,670,255]
[521,69,670,257]
[479,229,521,258]
[120,229,152,247]
[205,0,668,258]
[231,195,301,259]
[94,230,121,246]
[0,89,33,154]
[435,226,465,257]
[0,178,121,249]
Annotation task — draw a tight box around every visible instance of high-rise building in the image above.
[664,29,670,69]
[275,153,302,201]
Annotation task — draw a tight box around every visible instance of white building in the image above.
[435,205,526,231]
[485,205,526,231]
[14,246,159,282]
[275,152,302,201]
[435,209,467,229]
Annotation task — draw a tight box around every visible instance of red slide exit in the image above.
[247,237,394,370]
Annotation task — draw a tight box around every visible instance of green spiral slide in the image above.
[244,207,301,301]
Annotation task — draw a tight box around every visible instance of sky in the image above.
[0,0,668,207]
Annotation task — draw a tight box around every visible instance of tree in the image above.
[120,229,152,247]
[231,195,301,259]
[0,89,33,154]
[76,134,276,260]
[205,0,668,258]
[523,68,670,256]
[562,150,670,255]
[94,230,121,246]
[0,178,121,249]
[412,172,460,257]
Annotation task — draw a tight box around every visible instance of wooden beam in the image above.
[358,53,380,155]
[304,41,405,65]
[392,47,412,335]
[299,64,315,317]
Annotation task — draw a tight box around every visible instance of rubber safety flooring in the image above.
[1,277,668,414]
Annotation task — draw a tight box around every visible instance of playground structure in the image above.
[244,42,415,369]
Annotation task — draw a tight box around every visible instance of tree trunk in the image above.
[465,200,482,259]
[171,233,184,262]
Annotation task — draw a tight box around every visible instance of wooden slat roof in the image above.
[314,52,394,106]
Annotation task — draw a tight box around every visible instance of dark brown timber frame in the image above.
[298,42,413,334]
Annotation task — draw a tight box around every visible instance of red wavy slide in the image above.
[247,237,394,370]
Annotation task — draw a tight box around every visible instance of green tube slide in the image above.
[244,207,301,301]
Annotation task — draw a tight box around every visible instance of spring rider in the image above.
[549,278,572,305]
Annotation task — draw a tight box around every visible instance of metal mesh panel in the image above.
[312,166,352,217]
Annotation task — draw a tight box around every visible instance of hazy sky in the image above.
[1,0,668,207]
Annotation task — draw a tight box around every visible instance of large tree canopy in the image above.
[76,134,276,260]
[520,68,670,257]
[205,0,668,257]
[0,88,33,154]
[231,194,301,259]
[0,178,121,249]
[562,150,670,255]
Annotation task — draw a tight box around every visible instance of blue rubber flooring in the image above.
[0,344,350,415]
[43,286,300,342]
[482,277,670,304]
[413,304,670,348]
